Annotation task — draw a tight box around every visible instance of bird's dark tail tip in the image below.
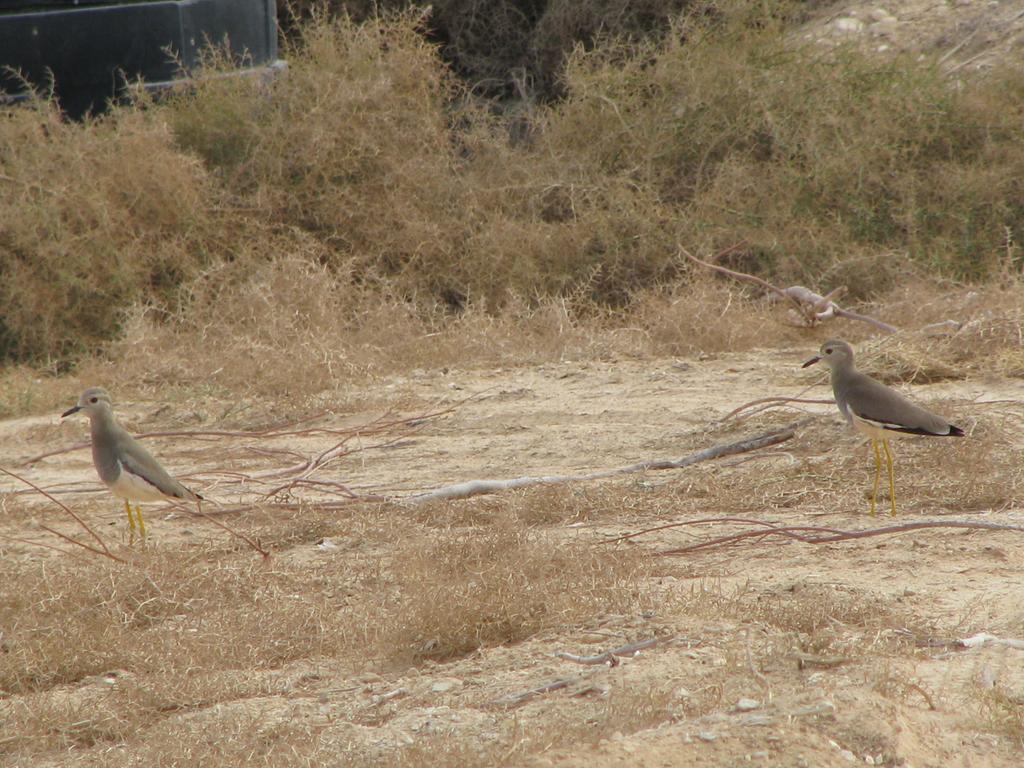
[949,425,965,437]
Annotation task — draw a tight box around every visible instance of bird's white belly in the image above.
[108,465,168,503]
[848,409,908,440]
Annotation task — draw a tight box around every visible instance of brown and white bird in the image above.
[62,387,202,540]
[803,340,963,516]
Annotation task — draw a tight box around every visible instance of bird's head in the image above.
[62,387,114,419]
[802,339,855,370]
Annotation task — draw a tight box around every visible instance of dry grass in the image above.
[378,514,650,662]
[977,687,1024,748]
[0,498,652,761]
[682,578,918,658]
[4,6,1024,763]
[0,102,215,359]
[3,5,1024,381]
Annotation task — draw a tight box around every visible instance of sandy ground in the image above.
[805,0,1024,76]
[2,346,1023,766]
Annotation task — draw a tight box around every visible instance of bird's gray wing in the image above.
[842,376,954,436]
[117,434,202,501]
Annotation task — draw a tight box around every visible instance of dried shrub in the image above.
[378,516,648,661]
[0,103,214,359]
[546,3,1024,282]
[5,4,1024,389]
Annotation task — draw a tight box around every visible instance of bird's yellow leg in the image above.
[870,439,882,517]
[882,439,897,517]
[134,505,147,540]
[124,499,136,543]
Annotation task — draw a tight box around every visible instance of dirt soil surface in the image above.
[2,346,1023,767]
[805,0,1024,75]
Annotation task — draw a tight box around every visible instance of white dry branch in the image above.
[958,633,1024,651]
[680,245,899,334]
[404,421,806,505]
[553,636,673,666]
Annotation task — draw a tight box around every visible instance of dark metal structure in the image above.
[0,0,282,117]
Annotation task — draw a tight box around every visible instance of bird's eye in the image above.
[825,348,833,355]
[90,397,98,404]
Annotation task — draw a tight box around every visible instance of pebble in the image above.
[431,678,462,693]
[735,698,760,711]
[870,21,897,38]
[833,17,866,34]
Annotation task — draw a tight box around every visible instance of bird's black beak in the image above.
[801,355,821,369]
[61,405,81,418]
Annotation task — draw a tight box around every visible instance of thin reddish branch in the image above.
[645,519,1024,556]
[0,532,110,562]
[601,516,840,545]
[721,397,835,421]
[36,524,128,563]
[681,244,803,308]
[0,466,123,562]
[186,502,271,560]
[23,400,463,467]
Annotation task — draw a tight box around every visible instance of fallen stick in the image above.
[554,636,672,666]
[488,675,593,709]
[680,245,899,334]
[405,421,805,504]
[788,651,849,669]
[603,516,821,545]
[654,520,1024,556]
[958,632,1024,651]
[186,502,271,561]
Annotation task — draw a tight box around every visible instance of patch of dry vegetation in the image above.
[379,514,649,662]
[682,578,918,660]
[977,687,1024,748]
[3,4,1024,401]
[0,103,214,360]
[0,500,651,761]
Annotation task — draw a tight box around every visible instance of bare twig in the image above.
[488,675,594,709]
[602,516,811,545]
[904,683,937,711]
[722,396,833,421]
[681,244,804,311]
[680,244,899,334]
[0,533,110,563]
[554,636,672,666]
[34,524,127,563]
[23,401,460,467]
[958,633,1024,651]
[789,651,849,669]
[22,413,329,465]
[0,466,124,563]
[651,520,1024,556]
[745,630,771,698]
[186,502,271,561]
[405,421,805,504]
